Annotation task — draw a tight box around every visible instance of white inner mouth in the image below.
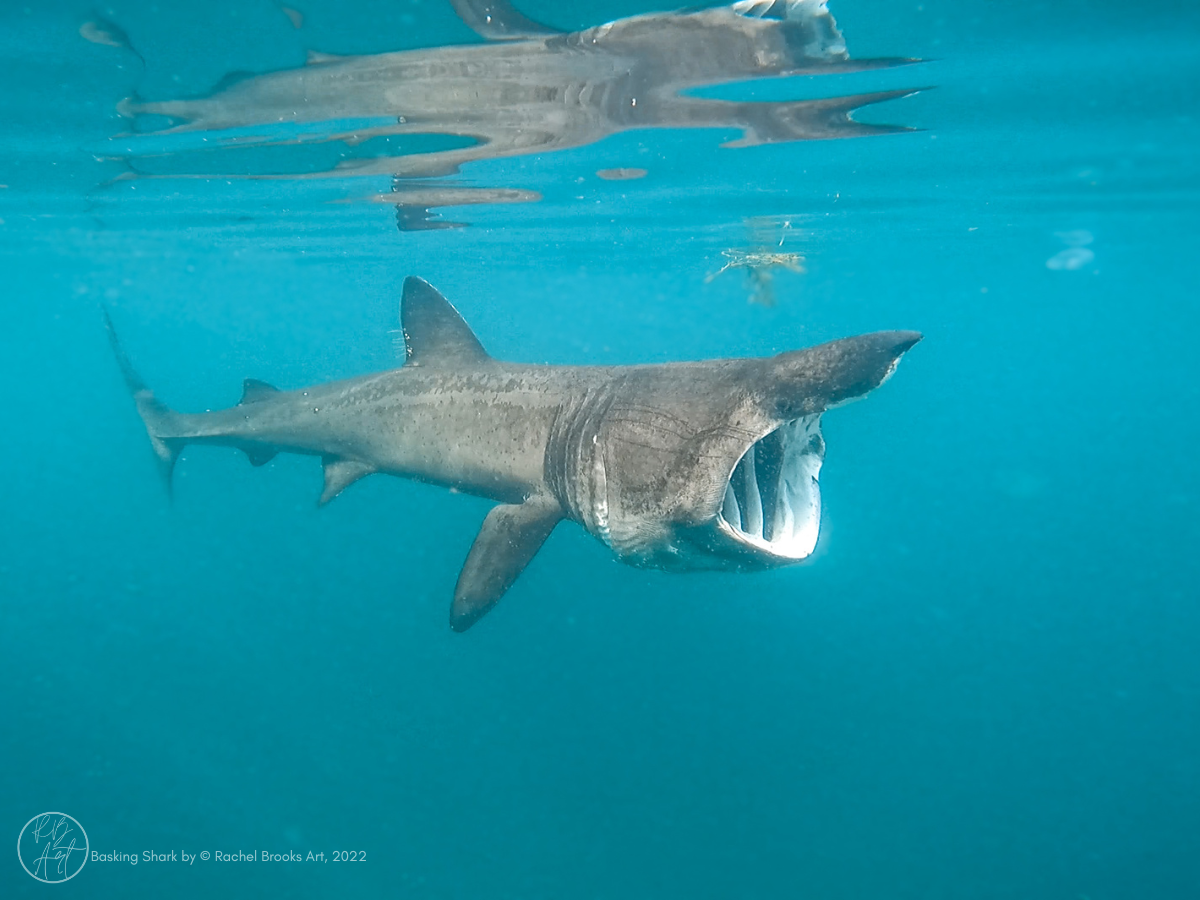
[718,414,824,559]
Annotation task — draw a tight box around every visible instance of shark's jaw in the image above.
[715,414,825,562]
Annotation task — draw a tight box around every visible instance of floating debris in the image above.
[596,168,648,181]
[706,249,805,306]
[1046,247,1094,271]
[348,185,541,230]
[1047,229,1095,271]
[707,217,806,306]
[707,249,806,281]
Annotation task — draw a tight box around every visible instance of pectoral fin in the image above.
[451,496,562,632]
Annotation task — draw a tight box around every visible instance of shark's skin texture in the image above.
[109,278,920,631]
[114,0,922,229]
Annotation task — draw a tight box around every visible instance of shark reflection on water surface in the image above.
[115,0,924,229]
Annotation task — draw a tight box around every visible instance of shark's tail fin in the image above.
[103,309,182,489]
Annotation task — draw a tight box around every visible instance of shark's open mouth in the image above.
[718,414,825,560]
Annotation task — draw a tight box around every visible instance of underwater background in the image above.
[2,0,1199,896]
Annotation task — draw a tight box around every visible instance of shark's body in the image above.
[110,277,919,630]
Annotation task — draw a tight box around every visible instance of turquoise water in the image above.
[3,0,1199,896]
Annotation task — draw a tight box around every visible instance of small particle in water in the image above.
[596,167,647,181]
[1046,247,1095,271]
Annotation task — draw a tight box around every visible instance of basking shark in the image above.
[109,278,920,631]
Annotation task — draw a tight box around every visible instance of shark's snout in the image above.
[888,330,924,355]
[871,329,923,390]
[831,329,923,392]
[767,328,922,419]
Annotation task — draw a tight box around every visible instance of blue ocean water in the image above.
[2,0,1199,896]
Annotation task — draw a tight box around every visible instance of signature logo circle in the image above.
[17,813,89,883]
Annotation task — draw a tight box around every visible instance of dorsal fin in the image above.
[240,378,279,404]
[401,277,490,367]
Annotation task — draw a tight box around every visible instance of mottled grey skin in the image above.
[110,277,919,631]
